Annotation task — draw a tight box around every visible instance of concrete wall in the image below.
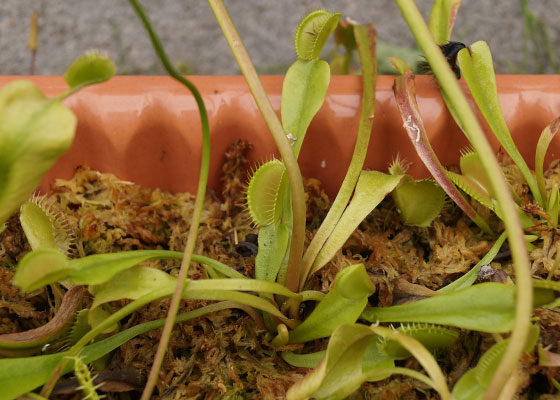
[1,0,558,75]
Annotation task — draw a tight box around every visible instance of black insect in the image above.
[417,41,467,79]
[235,233,258,257]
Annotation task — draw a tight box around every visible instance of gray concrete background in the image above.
[0,1,559,76]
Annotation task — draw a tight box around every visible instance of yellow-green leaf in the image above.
[0,81,76,225]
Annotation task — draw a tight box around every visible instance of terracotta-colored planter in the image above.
[1,75,559,197]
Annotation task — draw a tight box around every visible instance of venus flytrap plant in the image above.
[217,3,390,338]
[246,9,340,288]
[283,322,459,392]
[217,5,394,295]
[415,16,560,232]
[362,281,554,333]
[395,1,533,399]
[17,232,301,392]
[286,323,453,400]
[7,2,558,399]
[391,57,493,233]
[208,0,307,293]
[391,64,540,233]
[299,22,382,286]
[24,249,298,397]
[6,6,386,397]
[436,41,560,228]
[214,9,382,345]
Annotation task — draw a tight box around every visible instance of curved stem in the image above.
[127,1,211,399]
[207,0,306,293]
[393,1,532,399]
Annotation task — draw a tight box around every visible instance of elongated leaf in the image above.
[535,117,560,208]
[428,0,462,44]
[187,278,297,298]
[300,23,377,288]
[311,171,402,273]
[392,67,492,234]
[193,254,247,279]
[457,42,543,206]
[15,248,246,292]
[0,302,242,400]
[69,249,183,285]
[288,264,374,343]
[438,232,507,294]
[72,250,247,284]
[0,81,76,226]
[362,282,555,333]
[90,266,289,320]
[183,289,288,320]
[89,266,175,310]
[532,278,560,294]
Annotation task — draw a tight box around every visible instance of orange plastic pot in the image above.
[1,75,559,198]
